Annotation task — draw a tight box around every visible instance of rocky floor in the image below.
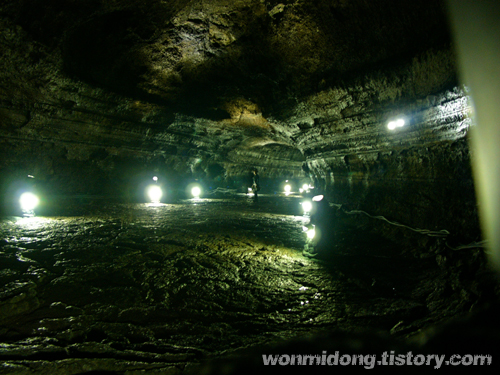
[0,193,498,374]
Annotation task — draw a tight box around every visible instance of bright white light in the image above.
[388,118,405,130]
[302,200,313,213]
[152,176,158,182]
[312,195,324,202]
[307,227,316,239]
[20,192,39,211]
[284,184,291,193]
[302,183,309,191]
[191,186,201,198]
[299,188,304,193]
[147,185,163,203]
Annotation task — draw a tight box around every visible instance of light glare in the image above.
[302,200,313,213]
[191,186,201,198]
[388,118,405,130]
[147,185,163,202]
[284,184,291,193]
[20,192,39,211]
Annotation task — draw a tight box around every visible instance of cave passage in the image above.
[0,192,471,373]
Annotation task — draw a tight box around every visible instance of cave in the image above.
[1,0,499,373]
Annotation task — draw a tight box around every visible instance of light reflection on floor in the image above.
[0,194,474,373]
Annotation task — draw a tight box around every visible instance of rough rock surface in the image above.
[0,195,497,373]
[0,0,480,263]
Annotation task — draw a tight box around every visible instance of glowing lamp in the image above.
[302,200,313,213]
[284,184,291,193]
[147,185,163,203]
[302,183,309,191]
[20,192,39,211]
[307,227,316,239]
[191,186,201,198]
[388,118,405,130]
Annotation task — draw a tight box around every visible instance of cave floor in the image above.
[0,194,481,373]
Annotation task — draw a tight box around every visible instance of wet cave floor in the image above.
[0,194,494,374]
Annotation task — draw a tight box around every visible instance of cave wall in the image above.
[283,48,479,242]
[0,0,479,241]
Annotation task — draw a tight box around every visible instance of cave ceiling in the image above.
[0,0,453,178]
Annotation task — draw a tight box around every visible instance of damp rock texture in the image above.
[0,196,497,374]
[0,1,473,237]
